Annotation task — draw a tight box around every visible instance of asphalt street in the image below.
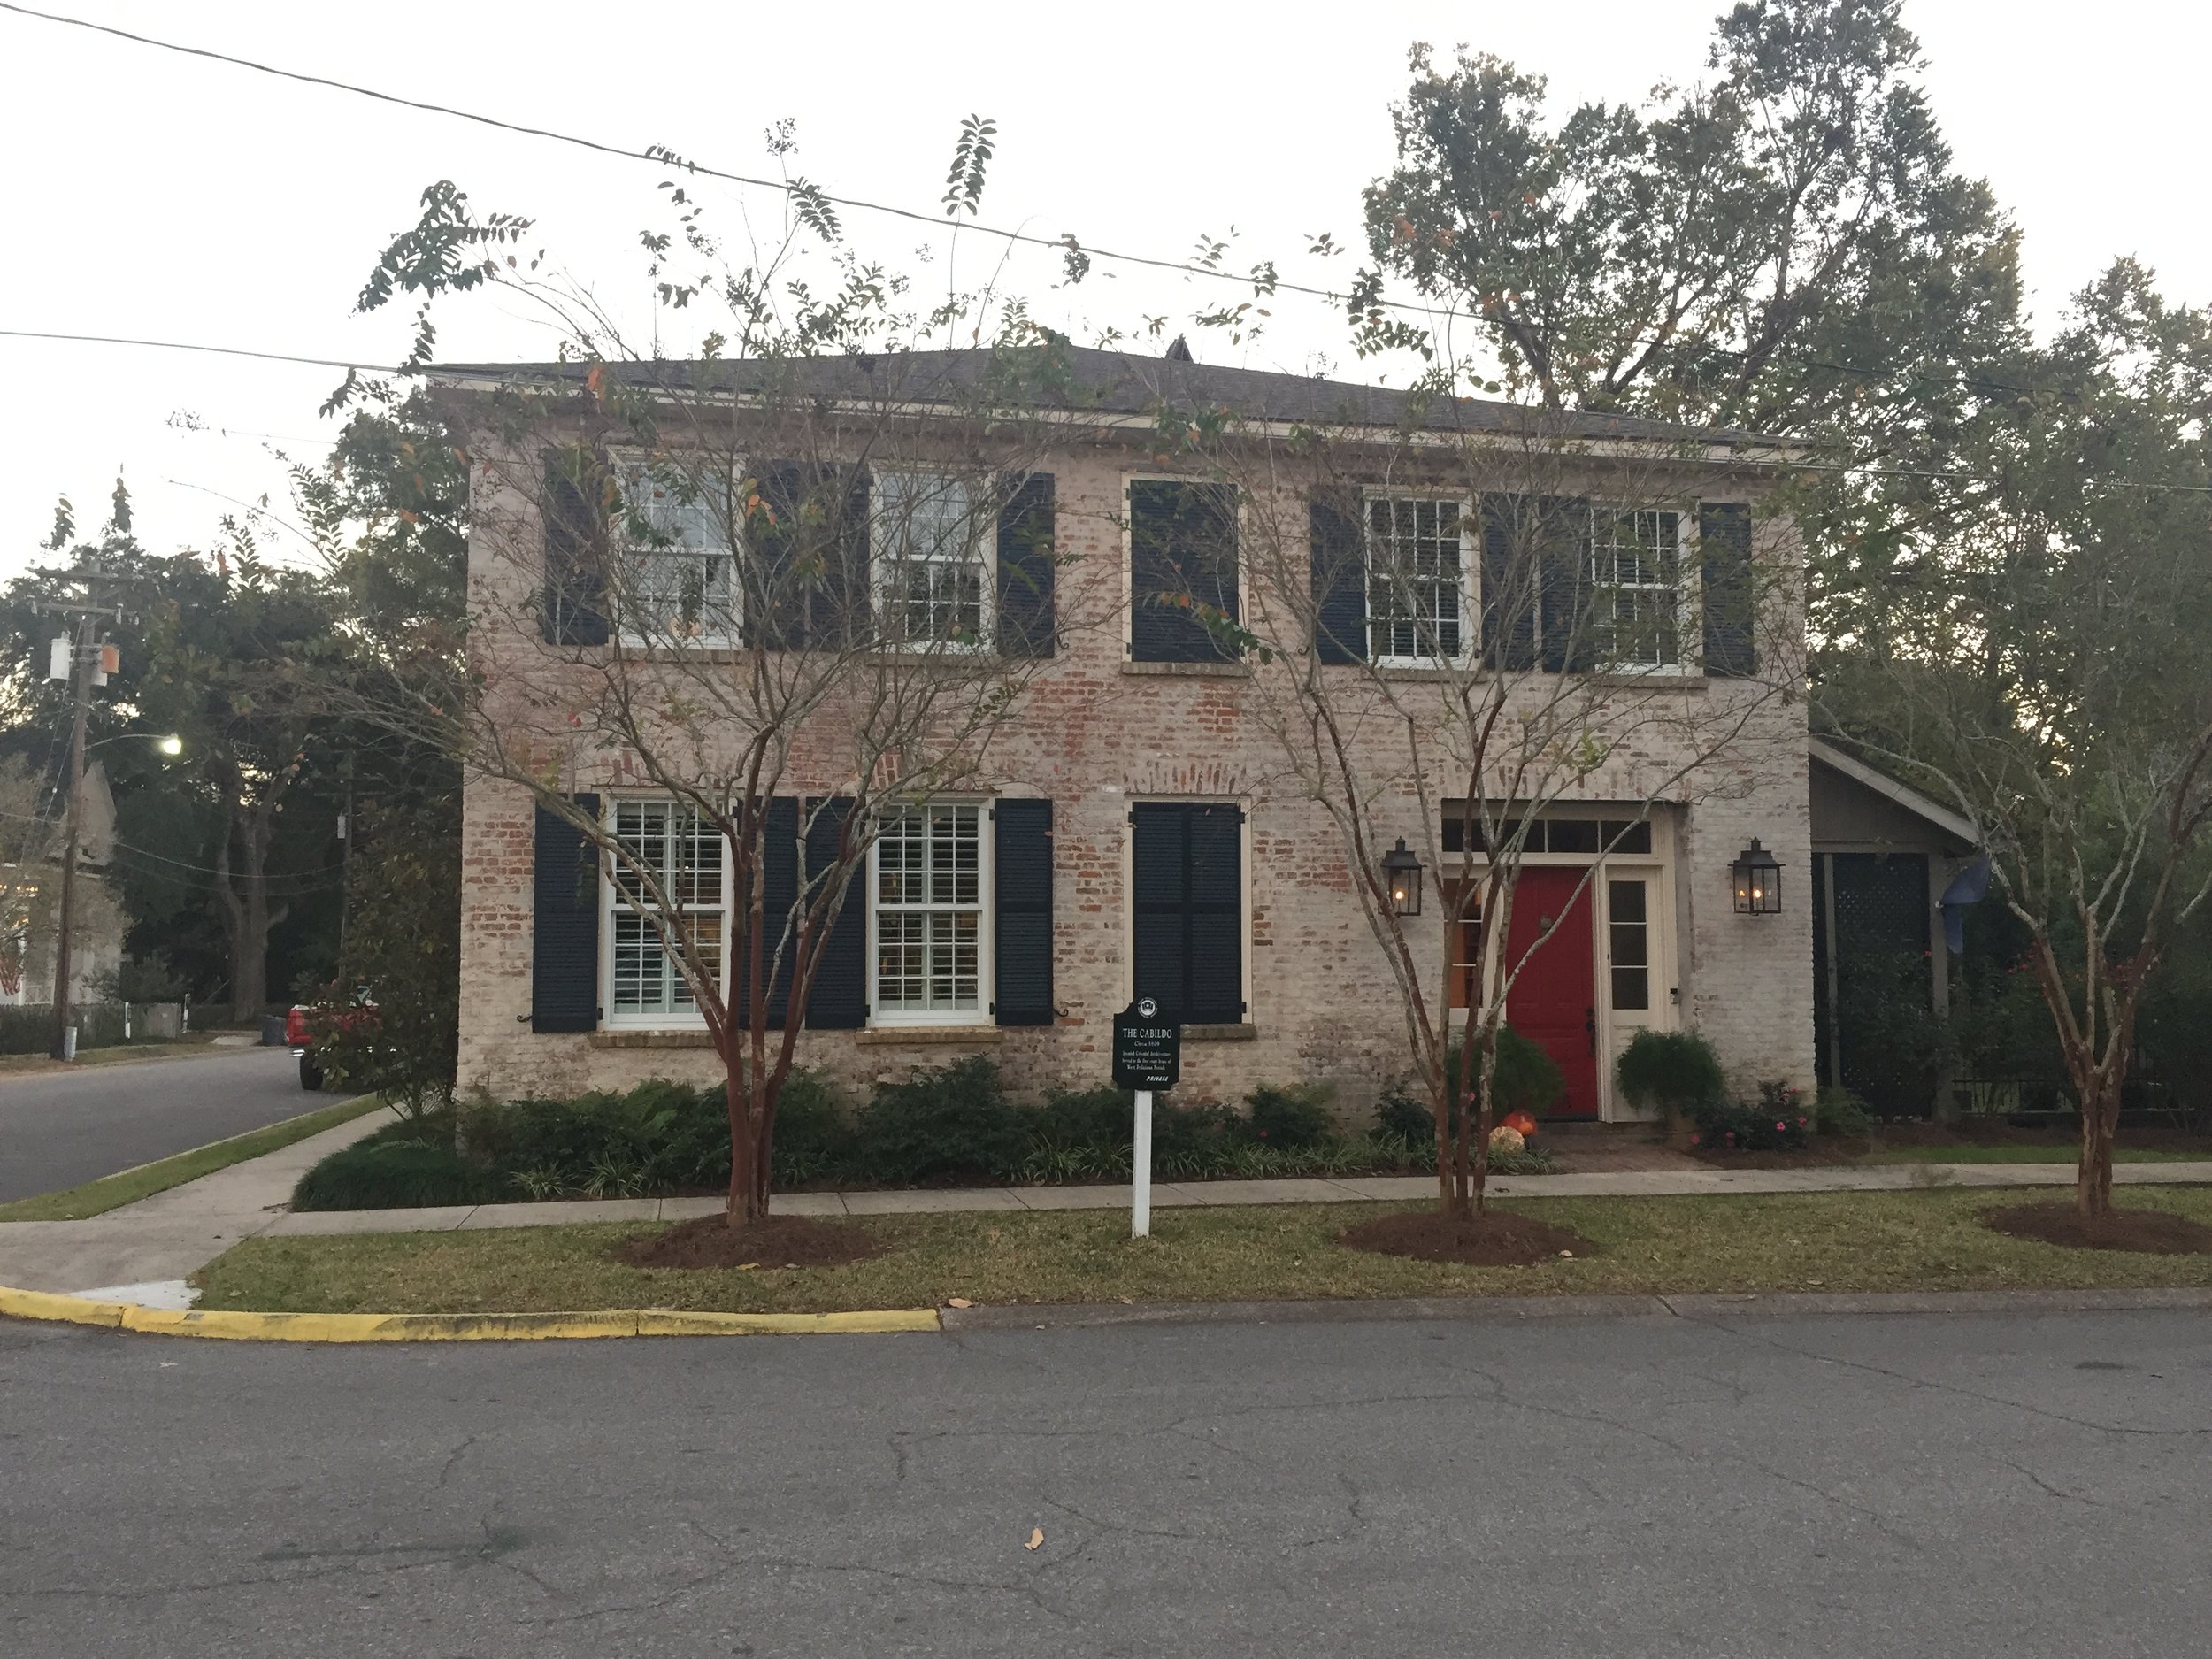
[0,1047,311,1202]
[3,1304,2208,1656]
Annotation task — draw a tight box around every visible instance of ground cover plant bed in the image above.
[1982,1202,2212,1255]
[285,1061,1554,1212]
[1339,1209,1594,1266]
[190,1187,2212,1316]
[613,1214,884,1270]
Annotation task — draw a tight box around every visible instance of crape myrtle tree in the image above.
[1150,395,1797,1217]
[342,129,1084,1225]
[1825,263,2212,1219]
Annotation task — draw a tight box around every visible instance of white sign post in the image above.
[1132,1088,1154,1239]
[1112,995,1179,1241]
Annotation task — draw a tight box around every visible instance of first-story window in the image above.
[1368,495,1469,662]
[608,799,724,1021]
[876,471,989,646]
[614,458,740,645]
[1587,508,1683,670]
[872,802,987,1021]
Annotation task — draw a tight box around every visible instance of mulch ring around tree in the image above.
[1982,1202,2212,1256]
[612,1215,887,1271]
[1340,1208,1596,1267]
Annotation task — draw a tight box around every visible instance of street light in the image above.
[1731,839,1783,914]
[1382,838,1424,917]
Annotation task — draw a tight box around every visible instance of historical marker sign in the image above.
[1112,997,1181,1091]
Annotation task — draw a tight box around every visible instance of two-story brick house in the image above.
[438,344,1816,1123]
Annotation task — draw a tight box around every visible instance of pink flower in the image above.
[1775,1121,1786,1133]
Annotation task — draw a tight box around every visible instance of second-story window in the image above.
[1587,509,1683,670]
[876,472,988,647]
[615,461,740,646]
[1368,496,1471,663]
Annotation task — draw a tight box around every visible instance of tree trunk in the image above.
[726,1066,765,1226]
[2076,1073,2120,1221]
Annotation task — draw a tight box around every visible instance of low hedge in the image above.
[288,1058,1557,1210]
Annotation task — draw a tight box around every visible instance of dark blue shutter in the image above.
[804,797,868,1029]
[994,798,1055,1025]
[1700,502,1755,677]
[1310,488,1366,664]
[541,452,609,647]
[1480,495,1538,670]
[996,473,1056,657]
[1130,802,1244,1025]
[531,795,600,1033]
[737,796,803,1029]
[1540,497,1594,673]
[1129,480,1239,663]
[749,465,867,648]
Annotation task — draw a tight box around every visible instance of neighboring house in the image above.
[0,761,126,1010]
[1807,738,1982,1115]
[438,345,1818,1123]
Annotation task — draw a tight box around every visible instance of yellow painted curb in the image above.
[0,1284,940,1342]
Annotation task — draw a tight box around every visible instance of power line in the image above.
[0,2,1328,308]
[0,327,388,374]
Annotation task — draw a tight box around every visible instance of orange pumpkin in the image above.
[1502,1110,1539,1139]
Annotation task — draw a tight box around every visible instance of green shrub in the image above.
[857,1056,1028,1183]
[770,1071,859,1187]
[1688,1081,1811,1153]
[1028,1086,1133,1149]
[1814,1085,1874,1139]
[1248,1082,1333,1148]
[1373,1083,1431,1142]
[1616,1029,1726,1115]
[291,1137,511,1210]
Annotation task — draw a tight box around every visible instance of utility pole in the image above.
[41,569,121,1062]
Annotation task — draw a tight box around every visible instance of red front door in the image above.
[1502,866,1599,1118]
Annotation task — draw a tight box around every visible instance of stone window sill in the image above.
[589,1029,714,1049]
[856,1025,1004,1046]
[1181,1023,1256,1042]
[1121,658,1251,678]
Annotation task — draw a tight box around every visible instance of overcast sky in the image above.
[2,0,2206,577]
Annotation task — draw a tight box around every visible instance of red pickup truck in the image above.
[286,997,377,1091]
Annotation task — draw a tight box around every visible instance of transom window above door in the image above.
[875,472,989,647]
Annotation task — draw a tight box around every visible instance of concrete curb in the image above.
[941,1285,2212,1332]
[0,1284,940,1342]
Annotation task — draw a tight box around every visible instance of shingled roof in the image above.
[433,342,1773,449]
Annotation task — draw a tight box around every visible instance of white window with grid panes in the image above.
[1586,508,1685,671]
[612,457,741,646]
[875,472,990,648]
[870,802,989,1025]
[605,800,725,1025]
[1366,495,1473,664]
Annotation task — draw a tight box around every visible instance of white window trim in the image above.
[1123,473,1248,659]
[866,797,995,1028]
[609,450,744,652]
[1363,489,1479,669]
[1582,503,1694,678]
[601,796,728,1031]
[870,470,995,655]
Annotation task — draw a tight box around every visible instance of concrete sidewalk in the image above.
[0,1104,396,1294]
[5,1118,2209,1298]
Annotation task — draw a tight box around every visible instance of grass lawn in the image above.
[0,1037,233,1077]
[192,1186,2212,1316]
[1861,1144,2207,1165]
[0,1094,384,1222]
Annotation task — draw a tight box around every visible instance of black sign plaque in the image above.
[1111,997,1181,1090]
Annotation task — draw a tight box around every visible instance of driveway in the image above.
[2,1304,2206,1656]
[0,1046,311,1202]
